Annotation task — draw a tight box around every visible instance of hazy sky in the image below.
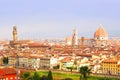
[0,0,120,40]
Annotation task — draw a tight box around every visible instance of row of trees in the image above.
[21,66,90,80]
[21,70,53,80]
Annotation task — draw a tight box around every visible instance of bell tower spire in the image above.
[13,26,18,41]
[72,28,78,47]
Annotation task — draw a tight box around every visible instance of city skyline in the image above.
[0,0,120,40]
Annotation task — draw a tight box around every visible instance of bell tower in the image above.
[72,28,78,48]
[13,26,18,41]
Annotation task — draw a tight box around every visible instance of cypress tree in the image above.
[3,57,8,64]
[47,70,53,80]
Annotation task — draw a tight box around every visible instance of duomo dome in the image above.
[94,24,108,40]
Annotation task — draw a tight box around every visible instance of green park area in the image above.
[21,70,120,80]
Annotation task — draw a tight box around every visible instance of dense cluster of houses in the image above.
[1,42,120,76]
[0,25,120,80]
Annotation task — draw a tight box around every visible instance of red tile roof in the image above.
[0,68,16,75]
[102,59,118,63]
[61,57,73,62]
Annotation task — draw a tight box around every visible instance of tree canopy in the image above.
[79,66,91,80]
[20,72,32,80]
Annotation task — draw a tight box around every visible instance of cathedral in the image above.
[65,24,109,48]
[94,24,108,47]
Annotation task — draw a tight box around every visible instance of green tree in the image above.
[53,65,59,69]
[40,75,47,80]
[3,57,8,64]
[66,66,76,73]
[20,72,32,80]
[47,70,53,80]
[98,77,105,80]
[79,66,91,80]
[32,71,40,80]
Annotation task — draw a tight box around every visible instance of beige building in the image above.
[101,59,120,75]
[8,56,16,67]
[39,57,50,69]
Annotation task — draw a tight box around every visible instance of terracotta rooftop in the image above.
[102,59,118,63]
[28,43,48,47]
[0,68,16,75]
[61,57,73,62]
[76,53,92,57]
[65,36,72,41]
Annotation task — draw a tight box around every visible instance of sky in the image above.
[0,0,120,40]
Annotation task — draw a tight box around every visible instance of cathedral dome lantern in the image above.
[94,24,108,40]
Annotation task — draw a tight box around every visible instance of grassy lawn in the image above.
[87,76,120,80]
[30,70,120,80]
[31,70,79,80]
